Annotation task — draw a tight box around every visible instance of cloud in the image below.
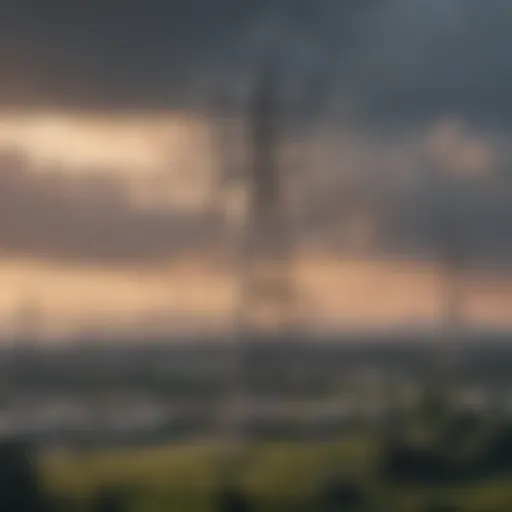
[425,118,495,179]
[1,1,512,131]
[0,1,373,112]
[343,0,512,129]
[0,120,510,269]
[0,151,217,265]
[285,122,512,268]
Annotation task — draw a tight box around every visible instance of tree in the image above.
[215,486,252,512]
[92,486,127,512]
[318,476,366,512]
[0,440,47,512]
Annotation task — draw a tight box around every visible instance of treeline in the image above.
[3,396,512,511]
[378,388,512,485]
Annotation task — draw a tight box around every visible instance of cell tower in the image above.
[213,59,300,489]
[438,200,465,340]
[438,178,466,404]
[14,292,41,347]
[236,58,297,339]
[424,164,466,406]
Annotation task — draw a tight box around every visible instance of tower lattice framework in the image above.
[235,60,298,338]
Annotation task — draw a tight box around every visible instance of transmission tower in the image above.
[425,164,466,408]
[13,292,42,356]
[212,58,301,492]
[236,58,297,339]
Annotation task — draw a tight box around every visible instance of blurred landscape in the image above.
[3,333,512,510]
[0,334,512,446]
[1,1,512,511]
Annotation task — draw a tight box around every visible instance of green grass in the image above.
[41,438,512,511]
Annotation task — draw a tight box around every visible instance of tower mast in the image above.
[237,58,296,337]
[216,58,298,488]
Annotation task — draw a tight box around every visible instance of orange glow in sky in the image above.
[0,110,509,339]
[0,111,212,173]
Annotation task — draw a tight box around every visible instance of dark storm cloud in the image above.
[348,0,512,129]
[0,138,511,268]
[0,151,216,265]
[2,0,512,268]
[1,1,512,128]
[0,1,373,111]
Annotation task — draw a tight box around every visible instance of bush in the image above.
[378,438,451,484]
[476,422,512,477]
[422,497,460,512]
[215,486,252,512]
[318,476,366,511]
[0,440,47,511]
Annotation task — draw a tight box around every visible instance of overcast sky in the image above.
[1,1,512,334]
[0,1,511,256]
[0,0,511,127]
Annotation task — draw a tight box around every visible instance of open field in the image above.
[42,437,512,511]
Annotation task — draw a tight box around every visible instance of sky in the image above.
[2,1,512,338]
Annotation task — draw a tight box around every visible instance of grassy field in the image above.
[41,437,512,511]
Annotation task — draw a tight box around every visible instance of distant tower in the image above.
[11,293,41,391]
[438,204,465,339]
[213,59,299,486]
[439,183,466,407]
[13,292,41,347]
[236,58,297,338]
[427,165,466,402]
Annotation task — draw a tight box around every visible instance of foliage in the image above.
[30,422,512,511]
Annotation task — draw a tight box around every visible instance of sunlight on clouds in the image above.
[0,109,509,338]
[0,111,212,174]
[1,256,512,340]
[425,117,495,178]
[0,110,219,213]
[0,259,234,340]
